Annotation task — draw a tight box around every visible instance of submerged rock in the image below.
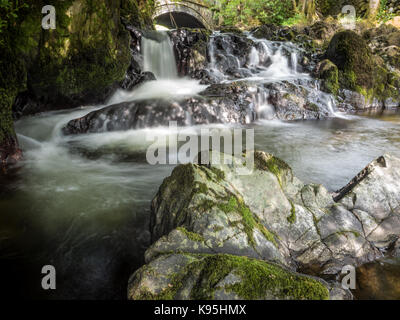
[129,151,400,300]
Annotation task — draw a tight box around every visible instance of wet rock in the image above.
[265,81,333,120]
[168,29,211,78]
[121,71,156,91]
[128,253,331,300]
[145,151,400,280]
[62,83,254,134]
[62,78,338,135]
[251,24,280,40]
[315,59,339,95]
[335,154,400,249]
[208,33,254,77]
[337,89,375,111]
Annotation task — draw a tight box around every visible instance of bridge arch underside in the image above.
[155,11,205,29]
[153,4,211,29]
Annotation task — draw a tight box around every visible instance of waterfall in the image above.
[141,32,178,79]
[206,32,341,119]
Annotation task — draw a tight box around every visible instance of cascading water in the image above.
[108,32,206,105]
[3,29,400,300]
[206,32,342,120]
[141,32,178,79]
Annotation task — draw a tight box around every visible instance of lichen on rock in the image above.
[130,150,400,300]
[128,253,330,300]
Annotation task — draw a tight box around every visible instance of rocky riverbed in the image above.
[2,2,400,300]
[128,151,400,300]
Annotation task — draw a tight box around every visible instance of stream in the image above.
[1,31,400,299]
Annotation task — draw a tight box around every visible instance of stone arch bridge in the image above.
[153,0,215,29]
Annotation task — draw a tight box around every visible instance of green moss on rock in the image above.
[326,31,375,92]
[316,59,339,95]
[133,254,330,300]
[28,0,131,107]
[177,227,205,243]
[326,30,400,102]
[287,201,297,224]
[218,196,277,247]
[254,152,292,188]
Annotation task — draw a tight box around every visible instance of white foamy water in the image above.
[108,79,207,105]
[4,30,400,299]
[142,32,178,79]
[107,32,207,105]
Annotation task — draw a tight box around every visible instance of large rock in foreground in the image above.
[128,253,330,300]
[128,152,400,300]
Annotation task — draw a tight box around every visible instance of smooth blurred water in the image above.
[142,32,178,79]
[1,32,399,299]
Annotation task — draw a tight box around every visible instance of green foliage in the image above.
[205,0,296,27]
[0,0,28,45]
[377,0,395,23]
[124,0,156,29]
[282,13,308,26]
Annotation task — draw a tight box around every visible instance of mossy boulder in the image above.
[315,59,339,95]
[326,30,400,106]
[130,151,400,300]
[1,0,155,168]
[128,253,330,300]
[326,31,375,92]
[148,157,284,265]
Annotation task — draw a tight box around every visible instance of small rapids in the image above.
[1,30,400,299]
[206,32,342,119]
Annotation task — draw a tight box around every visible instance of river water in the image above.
[0,32,399,299]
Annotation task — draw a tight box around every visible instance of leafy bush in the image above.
[205,0,296,27]
[0,0,28,38]
[376,0,395,23]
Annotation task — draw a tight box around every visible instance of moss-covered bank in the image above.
[0,0,154,170]
[326,30,400,104]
